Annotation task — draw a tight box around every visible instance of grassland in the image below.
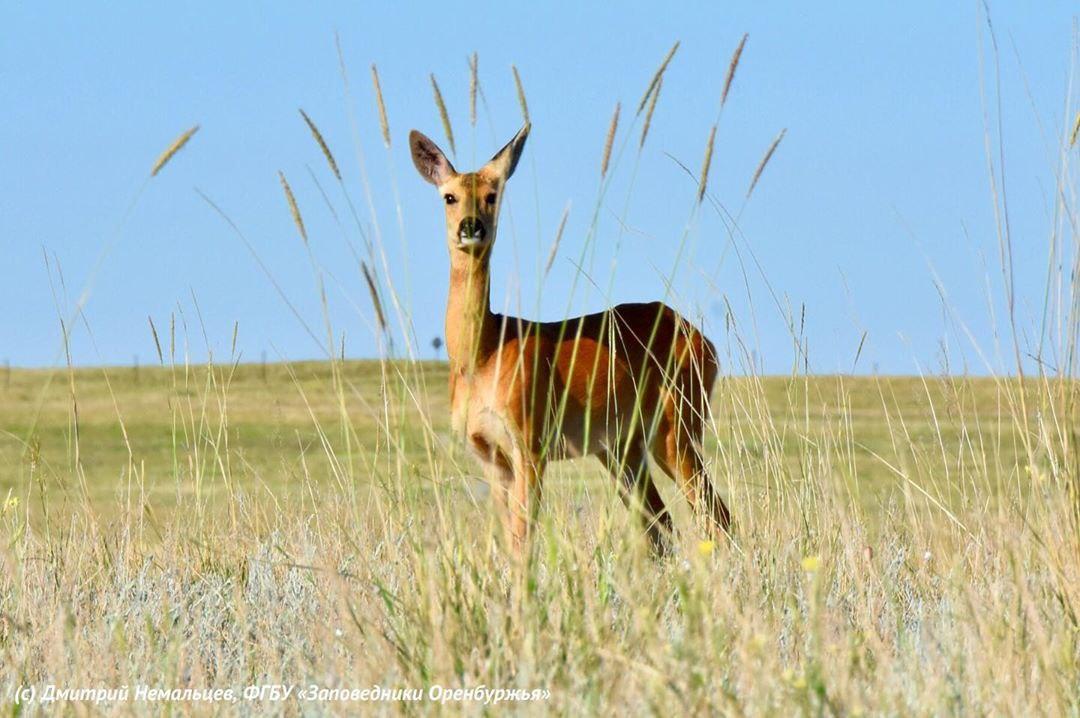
[0,362,1049,521]
[0,361,1076,714]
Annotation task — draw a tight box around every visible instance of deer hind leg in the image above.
[652,407,732,540]
[601,440,673,555]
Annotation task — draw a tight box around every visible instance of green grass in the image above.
[0,362,1040,522]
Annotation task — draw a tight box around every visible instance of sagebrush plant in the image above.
[1,29,1079,716]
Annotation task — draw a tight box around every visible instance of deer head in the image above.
[409,124,530,257]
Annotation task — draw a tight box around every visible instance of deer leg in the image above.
[472,432,518,550]
[506,449,543,561]
[655,427,731,538]
[481,457,514,550]
[602,442,673,555]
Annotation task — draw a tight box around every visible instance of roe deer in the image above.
[409,123,731,557]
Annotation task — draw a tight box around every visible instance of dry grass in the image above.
[0,363,1077,715]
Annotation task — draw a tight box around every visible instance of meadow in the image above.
[0,361,1077,714]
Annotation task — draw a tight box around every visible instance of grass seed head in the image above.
[640,77,662,149]
[637,41,680,115]
[544,203,571,276]
[430,73,456,157]
[697,124,717,203]
[512,64,530,125]
[721,33,748,109]
[151,125,199,177]
[601,102,620,178]
[361,261,387,332]
[469,53,479,127]
[278,171,308,246]
[371,65,391,149]
[299,109,341,181]
[147,316,163,365]
[747,128,786,199]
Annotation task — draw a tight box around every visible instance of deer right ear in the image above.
[409,130,455,185]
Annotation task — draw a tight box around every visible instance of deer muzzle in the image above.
[457,217,487,247]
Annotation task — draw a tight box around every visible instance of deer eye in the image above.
[485,193,497,205]
[444,194,457,205]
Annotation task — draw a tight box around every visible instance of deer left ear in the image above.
[487,123,530,179]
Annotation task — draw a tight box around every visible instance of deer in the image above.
[409,123,731,558]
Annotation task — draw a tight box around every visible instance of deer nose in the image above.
[457,217,486,245]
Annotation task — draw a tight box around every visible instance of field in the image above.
[0,361,1077,714]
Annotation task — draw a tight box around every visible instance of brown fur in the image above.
[410,124,731,557]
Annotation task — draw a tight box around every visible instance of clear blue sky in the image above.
[2,2,1077,374]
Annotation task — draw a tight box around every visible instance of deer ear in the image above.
[487,123,530,179]
[410,130,456,185]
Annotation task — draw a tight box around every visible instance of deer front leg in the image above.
[507,450,544,561]
[481,460,514,551]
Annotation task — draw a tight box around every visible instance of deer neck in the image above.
[445,251,497,374]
